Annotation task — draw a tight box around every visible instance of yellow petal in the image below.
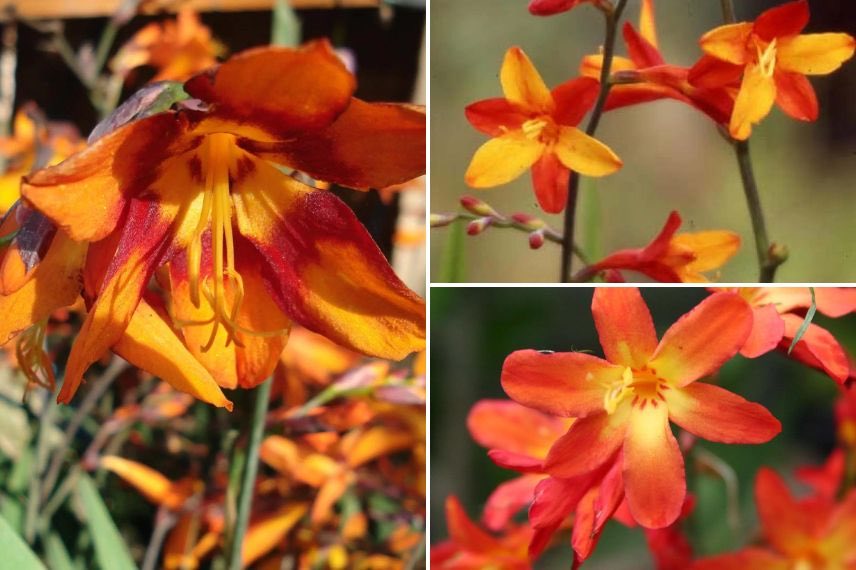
[101,456,193,509]
[672,231,741,274]
[579,54,636,79]
[465,132,543,188]
[114,299,233,410]
[345,426,415,468]
[729,63,776,140]
[640,0,658,48]
[777,33,856,75]
[500,47,553,112]
[242,503,308,566]
[553,127,622,177]
[699,22,753,64]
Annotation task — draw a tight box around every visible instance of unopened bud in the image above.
[529,229,545,249]
[466,217,492,236]
[768,243,789,264]
[460,196,498,217]
[511,213,545,231]
[430,213,456,228]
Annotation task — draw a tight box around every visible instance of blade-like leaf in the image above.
[0,514,46,569]
[44,532,75,570]
[788,287,816,355]
[271,0,301,47]
[439,221,466,283]
[76,474,137,570]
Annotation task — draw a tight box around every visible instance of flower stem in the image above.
[560,0,627,282]
[227,378,272,570]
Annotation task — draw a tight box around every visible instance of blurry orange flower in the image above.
[528,0,606,16]
[112,8,223,82]
[22,41,426,408]
[431,496,532,569]
[465,47,621,213]
[689,0,855,139]
[583,211,740,283]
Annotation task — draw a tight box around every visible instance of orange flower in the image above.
[731,287,856,383]
[111,7,223,82]
[21,41,426,407]
[583,211,740,283]
[527,0,606,16]
[580,0,736,125]
[689,0,855,139]
[692,467,856,569]
[464,47,622,213]
[430,496,532,569]
[502,288,780,528]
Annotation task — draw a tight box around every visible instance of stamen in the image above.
[16,320,55,394]
[755,38,777,78]
[522,118,547,140]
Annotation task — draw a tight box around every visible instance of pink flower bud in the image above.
[466,217,492,236]
[460,196,498,217]
[529,229,545,249]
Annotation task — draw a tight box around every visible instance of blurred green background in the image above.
[430,286,856,568]
[429,0,856,282]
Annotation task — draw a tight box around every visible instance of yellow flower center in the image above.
[603,367,670,415]
[521,116,559,144]
[178,133,286,351]
[753,36,778,78]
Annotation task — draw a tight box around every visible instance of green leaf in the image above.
[788,287,816,355]
[44,532,75,570]
[271,0,301,47]
[76,474,137,570]
[0,514,46,569]
[439,221,466,283]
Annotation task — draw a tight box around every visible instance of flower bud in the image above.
[430,213,456,228]
[466,217,492,236]
[528,229,545,249]
[511,213,545,231]
[460,196,498,217]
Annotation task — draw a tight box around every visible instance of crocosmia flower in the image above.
[692,467,856,569]
[730,287,856,383]
[502,288,780,528]
[689,0,855,140]
[464,47,622,213]
[21,40,426,406]
[582,211,740,283]
[528,0,605,16]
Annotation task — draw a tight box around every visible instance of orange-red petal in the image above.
[551,77,599,126]
[774,71,818,121]
[241,99,425,190]
[781,313,849,383]
[753,0,809,41]
[231,153,424,360]
[649,292,752,387]
[740,304,786,358]
[101,456,194,509]
[465,98,528,136]
[466,399,567,458]
[623,23,664,68]
[242,503,308,566]
[666,382,780,444]
[688,55,744,89]
[501,349,622,417]
[756,287,856,317]
[482,474,543,531]
[623,401,684,529]
[445,495,498,553]
[591,287,658,368]
[692,548,790,570]
[530,153,569,214]
[185,41,354,140]
[755,468,816,556]
[544,410,628,478]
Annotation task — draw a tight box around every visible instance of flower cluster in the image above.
[431,287,856,567]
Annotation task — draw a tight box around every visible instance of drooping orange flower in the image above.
[502,288,781,528]
[527,0,606,16]
[582,211,740,283]
[580,0,736,125]
[729,287,856,383]
[464,47,622,213]
[21,41,426,407]
[692,467,856,569]
[430,496,532,569]
[112,7,223,82]
[689,0,855,140]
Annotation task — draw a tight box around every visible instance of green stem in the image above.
[560,0,627,282]
[227,378,272,570]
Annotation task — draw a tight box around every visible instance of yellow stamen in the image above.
[603,367,634,415]
[755,37,777,78]
[522,118,547,140]
[16,319,55,394]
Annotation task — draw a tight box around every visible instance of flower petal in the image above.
[774,71,818,121]
[528,475,594,558]
[729,63,776,140]
[579,54,636,80]
[445,495,498,553]
[666,382,780,444]
[692,549,790,570]
[114,297,232,409]
[554,126,622,177]
[501,349,622,418]
[649,292,752,387]
[756,287,856,317]
[551,77,599,126]
[242,503,308,566]
[699,23,753,64]
[231,153,424,360]
[185,41,355,139]
[777,33,856,75]
[465,98,528,136]
[755,468,817,556]
[487,449,544,474]
[467,399,568,457]
[688,54,744,88]
[753,0,809,41]
[670,230,740,275]
[530,152,569,214]
[482,474,543,531]
[781,313,849,383]
[639,0,658,48]
[591,287,658,368]
[101,456,192,509]
[0,232,85,344]
[465,131,544,188]
[528,0,585,16]
[740,304,786,358]
[544,410,628,478]
[21,113,186,242]
[500,47,553,112]
[240,100,425,190]
[623,401,684,529]
[624,23,664,68]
